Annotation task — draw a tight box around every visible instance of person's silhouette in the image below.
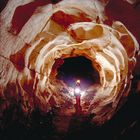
[74,80,82,116]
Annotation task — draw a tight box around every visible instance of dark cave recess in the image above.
[56,56,100,88]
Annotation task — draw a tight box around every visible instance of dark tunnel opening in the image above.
[56,56,100,88]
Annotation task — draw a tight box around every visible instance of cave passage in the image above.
[57,56,100,88]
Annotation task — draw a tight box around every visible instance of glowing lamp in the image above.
[75,87,81,94]
[76,80,80,84]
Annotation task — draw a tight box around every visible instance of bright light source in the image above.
[76,80,80,84]
[75,88,81,94]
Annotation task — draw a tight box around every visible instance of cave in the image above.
[0,0,140,140]
[56,56,100,89]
